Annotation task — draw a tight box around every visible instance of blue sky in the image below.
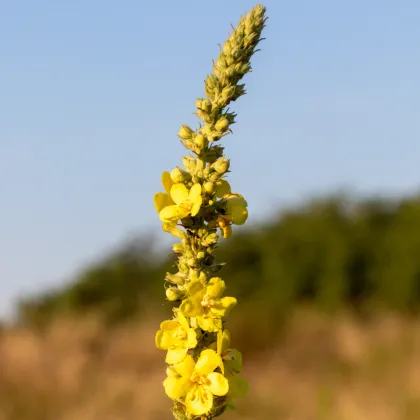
[1,0,419,317]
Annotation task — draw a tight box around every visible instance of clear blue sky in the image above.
[1,0,419,317]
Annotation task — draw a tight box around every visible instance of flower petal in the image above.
[160,320,179,331]
[154,192,169,213]
[207,372,229,396]
[206,277,226,298]
[162,222,184,238]
[159,205,181,222]
[176,312,189,330]
[162,171,173,195]
[185,385,213,416]
[187,329,198,349]
[217,329,231,355]
[190,196,202,217]
[188,279,205,295]
[211,296,237,317]
[195,349,221,376]
[173,354,195,378]
[188,183,202,202]
[170,184,189,205]
[198,314,222,332]
[155,330,171,350]
[163,376,190,400]
[166,347,188,364]
[180,297,203,317]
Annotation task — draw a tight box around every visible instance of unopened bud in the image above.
[188,258,198,268]
[170,167,191,183]
[179,262,189,273]
[215,117,230,133]
[182,156,196,173]
[194,134,208,149]
[172,243,184,254]
[178,124,194,140]
[214,180,231,198]
[209,172,222,182]
[166,272,184,285]
[203,181,215,194]
[213,158,230,174]
[204,233,218,246]
[197,251,206,260]
[166,287,185,301]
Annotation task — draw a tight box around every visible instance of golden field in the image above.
[1,309,420,420]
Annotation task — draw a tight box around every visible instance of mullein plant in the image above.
[153,5,267,419]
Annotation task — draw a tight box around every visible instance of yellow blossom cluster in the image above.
[153,4,266,419]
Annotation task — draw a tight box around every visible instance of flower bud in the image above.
[166,287,185,301]
[188,258,198,268]
[196,159,205,171]
[214,180,231,198]
[166,272,184,285]
[224,193,248,225]
[194,134,208,149]
[221,225,232,239]
[203,181,215,194]
[203,232,218,246]
[215,117,230,133]
[221,86,236,103]
[178,124,194,140]
[197,251,206,260]
[170,167,191,183]
[172,243,184,254]
[182,156,196,173]
[209,171,222,182]
[179,262,189,273]
[213,158,230,174]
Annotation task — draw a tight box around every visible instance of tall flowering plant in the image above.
[153,5,267,419]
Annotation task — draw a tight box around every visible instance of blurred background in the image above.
[1,1,420,419]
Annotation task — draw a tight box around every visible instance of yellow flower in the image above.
[222,193,248,225]
[163,349,229,416]
[180,277,237,332]
[155,312,197,364]
[159,183,203,223]
[154,171,175,213]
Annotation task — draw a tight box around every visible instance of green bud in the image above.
[213,158,230,174]
[166,287,185,301]
[221,86,236,103]
[216,54,227,70]
[215,117,230,133]
[170,167,191,183]
[203,181,215,194]
[178,124,194,140]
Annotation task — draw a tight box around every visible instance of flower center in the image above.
[174,327,187,340]
[201,294,214,308]
[190,372,208,386]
